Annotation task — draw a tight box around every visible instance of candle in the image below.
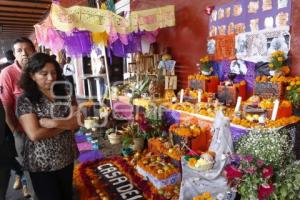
[271,99,280,121]
[198,89,202,103]
[180,89,184,103]
[234,96,242,112]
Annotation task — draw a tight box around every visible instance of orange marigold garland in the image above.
[73,157,166,200]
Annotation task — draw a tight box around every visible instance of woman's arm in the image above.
[39,110,83,131]
[19,113,65,142]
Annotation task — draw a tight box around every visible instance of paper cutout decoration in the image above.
[230,60,247,75]
[276,12,289,27]
[235,27,290,63]
[267,35,289,58]
[218,8,225,20]
[210,34,236,61]
[207,39,216,54]
[227,23,235,35]
[50,3,175,34]
[233,4,243,17]
[278,0,289,9]
[248,0,259,13]
[264,17,274,29]
[225,7,231,18]
[250,18,259,32]
[262,0,273,11]
[209,0,291,35]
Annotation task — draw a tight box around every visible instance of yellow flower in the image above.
[296,81,300,85]
[286,86,292,91]
[269,63,274,68]
[277,57,283,62]
[291,81,296,86]
[202,192,212,198]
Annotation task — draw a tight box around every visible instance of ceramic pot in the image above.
[130,137,145,151]
[107,133,121,144]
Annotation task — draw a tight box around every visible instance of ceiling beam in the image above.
[0,17,39,22]
[0,14,40,20]
[2,25,34,29]
[8,0,52,3]
[0,6,47,14]
[0,21,35,25]
[0,1,51,9]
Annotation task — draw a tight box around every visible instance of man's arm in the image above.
[3,104,19,133]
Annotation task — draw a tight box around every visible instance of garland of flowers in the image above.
[73,157,166,200]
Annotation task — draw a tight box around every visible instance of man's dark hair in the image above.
[5,50,15,62]
[12,37,35,51]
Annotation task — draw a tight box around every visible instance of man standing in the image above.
[0,37,35,198]
[63,57,75,95]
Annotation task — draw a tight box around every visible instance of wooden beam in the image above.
[2,25,34,29]
[0,17,39,22]
[0,21,35,25]
[2,29,34,32]
[9,0,52,3]
[0,1,51,9]
[0,12,41,18]
[0,6,47,14]
[0,11,41,17]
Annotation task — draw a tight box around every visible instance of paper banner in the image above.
[50,3,175,34]
[130,5,175,32]
[210,34,236,60]
[235,27,290,63]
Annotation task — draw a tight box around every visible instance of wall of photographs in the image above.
[209,0,291,36]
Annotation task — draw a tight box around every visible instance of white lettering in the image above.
[109,176,128,185]
[104,171,121,179]
[97,163,113,171]
[127,195,144,200]
[120,190,142,199]
[116,184,134,193]
[101,167,117,175]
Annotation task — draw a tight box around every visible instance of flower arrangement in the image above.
[286,80,300,107]
[268,51,290,75]
[199,55,213,75]
[224,154,275,200]
[236,129,292,169]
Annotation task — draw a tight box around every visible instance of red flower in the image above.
[262,166,273,179]
[224,165,243,180]
[258,184,274,200]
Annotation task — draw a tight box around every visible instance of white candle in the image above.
[198,89,202,103]
[234,96,242,112]
[271,99,280,121]
[180,89,184,103]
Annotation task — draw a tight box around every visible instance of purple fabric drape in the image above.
[213,60,256,94]
[109,32,143,57]
[59,31,92,56]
